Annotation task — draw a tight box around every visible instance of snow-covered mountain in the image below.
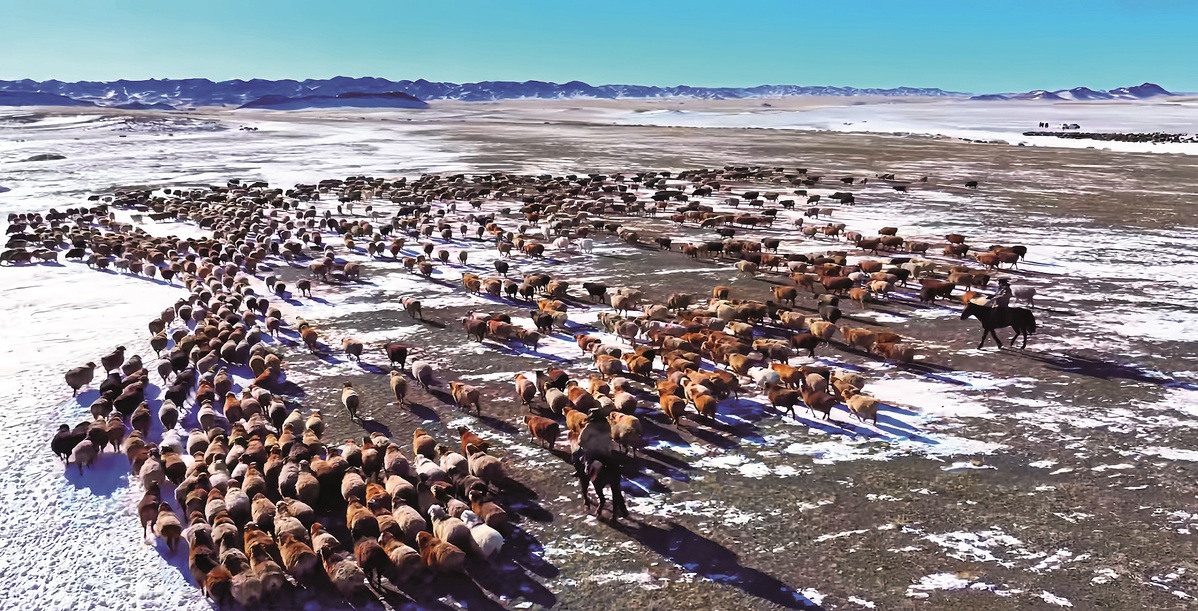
[239,91,429,110]
[0,78,1177,109]
[0,77,962,109]
[971,83,1174,101]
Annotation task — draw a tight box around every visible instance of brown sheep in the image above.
[412,428,436,460]
[449,381,482,414]
[844,390,881,424]
[660,395,687,426]
[379,531,422,584]
[417,531,466,575]
[523,415,560,449]
[607,412,644,456]
[842,327,877,352]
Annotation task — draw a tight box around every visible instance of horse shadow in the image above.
[1017,351,1191,388]
[618,520,824,609]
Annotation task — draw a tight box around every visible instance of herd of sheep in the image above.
[7,165,1033,607]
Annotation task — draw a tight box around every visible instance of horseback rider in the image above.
[991,278,1012,316]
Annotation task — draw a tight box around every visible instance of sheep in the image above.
[842,327,877,352]
[514,373,537,409]
[417,531,466,575]
[354,536,390,589]
[342,338,364,362]
[545,387,571,414]
[807,320,838,343]
[378,531,422,583]
[320,547,368,598]
[875,341,915,363]
[389,370,409,405]
[449,381,482,414]
[413,428,437,460]
[154,502,184,552]
[401,297,423,320]
[524,415,560,449]
[64,362,96,396]
[248,541,289,598]
[391,504,427,544]
[411,360,435,390]
[660,394,687,426]
[844,389,881,424]
[428,505,473,555]
[1012,285,1037,307]
[340,383,360,420]
[461,510,505,560]
[457,426,490,457]
[100,346,126,374]
[68,438,98,475]
[466,445,506,489]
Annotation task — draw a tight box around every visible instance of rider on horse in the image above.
[991,278,1012,317]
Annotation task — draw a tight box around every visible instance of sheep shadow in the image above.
[401,400,443,423]
[502,525,560,579]
[619,520,824,609]
[63,452,130,497]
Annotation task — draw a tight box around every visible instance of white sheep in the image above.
[461,510,504,560]
[1011,285,1037,307]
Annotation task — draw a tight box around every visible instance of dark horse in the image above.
[571,447,629,521]
[961,301,1036,349]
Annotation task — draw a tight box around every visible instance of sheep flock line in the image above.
[8,165,1034,608]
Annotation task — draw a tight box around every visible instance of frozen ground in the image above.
[2,103,1198,610]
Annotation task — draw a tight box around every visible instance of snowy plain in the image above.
[2,100,1198,609]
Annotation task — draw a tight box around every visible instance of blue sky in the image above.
[2,0,1194,92]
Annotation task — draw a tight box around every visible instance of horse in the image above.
[571,449,629,521]
[961,301,1036,349]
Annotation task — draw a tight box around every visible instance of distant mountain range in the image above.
[0,78,1177,110]
[970,83,1173,101]
[0,77,961,109]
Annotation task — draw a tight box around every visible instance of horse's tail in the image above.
[1026,310,1037,334]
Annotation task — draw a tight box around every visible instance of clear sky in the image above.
[2,0,1195,93]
